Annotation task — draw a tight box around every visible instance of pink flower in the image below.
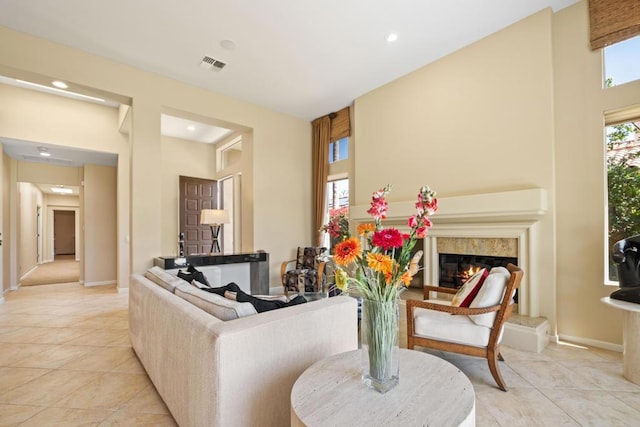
[372,228,404,250]
[416,226,427,238]
[367,185,391,220]
[407,215,418,228]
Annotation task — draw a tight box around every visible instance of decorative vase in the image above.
[360,298,399,393]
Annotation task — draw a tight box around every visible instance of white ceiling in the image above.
[0,0,580,122]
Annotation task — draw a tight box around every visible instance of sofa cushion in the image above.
[174,282,257,320]
[144,266,184,293]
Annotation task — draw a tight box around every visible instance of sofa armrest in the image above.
[213,297,358,427]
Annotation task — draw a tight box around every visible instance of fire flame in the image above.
[461,265,481,281]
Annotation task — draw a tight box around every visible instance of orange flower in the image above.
[366,252,393,275]
[357,223,376,236]
[334,237,362,266]
[400,271,413,286]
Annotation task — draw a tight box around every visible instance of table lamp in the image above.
[200,209,230,253]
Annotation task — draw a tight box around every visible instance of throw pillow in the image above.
[469,266,512,327]
[451,268,488,307]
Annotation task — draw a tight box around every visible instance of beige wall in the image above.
[354,1,640,347]
[0,25,311,288]
[84,164,117,285]
[160,135,217,256]
[2,153,8,294]
[553,1,640,346]
[355,9,557,326]
[18,182,42,279]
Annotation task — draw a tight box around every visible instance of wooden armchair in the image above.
[280,247,327,296]
[406,263,523,391]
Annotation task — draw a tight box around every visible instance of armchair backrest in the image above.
[488,263,523,338]
[296,247,327,270]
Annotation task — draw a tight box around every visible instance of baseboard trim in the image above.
[20,265,38,281]
[117,286,129,294]
[84,280,117,287]
[557,333,623,353]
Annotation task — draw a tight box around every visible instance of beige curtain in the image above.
[312,116,331,246]
[311,106,351,246]
[590,0,640,50]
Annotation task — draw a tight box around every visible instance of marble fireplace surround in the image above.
[350,188,547,318]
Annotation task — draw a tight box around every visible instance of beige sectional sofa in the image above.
[129,267,359,427]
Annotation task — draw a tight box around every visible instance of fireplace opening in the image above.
[439,253,518,298]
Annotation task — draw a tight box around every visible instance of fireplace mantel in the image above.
[350,188,547,224]
[350,188,547,317]
[349,188,549,352]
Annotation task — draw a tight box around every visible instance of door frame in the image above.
[47,207,80,262]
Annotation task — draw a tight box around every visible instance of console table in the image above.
[154,252,269,295]
[290,349,475,426]
[601,297,640,385]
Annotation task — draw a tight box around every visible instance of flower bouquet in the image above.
[332,184,437,393]
[320,206,350,249]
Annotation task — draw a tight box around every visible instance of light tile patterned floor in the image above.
[0,283,177,426]
[1,283,640,426]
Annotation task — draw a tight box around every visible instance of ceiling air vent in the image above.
[199,56,226,72]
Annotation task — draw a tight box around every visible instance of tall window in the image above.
[322,136,350,249]
[326,178,349,212]
[604,35,640,87]
[606,117,640,282]
[329,137,348,164]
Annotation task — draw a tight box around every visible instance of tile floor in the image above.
[0,283,177,426]
[1,283,640,426]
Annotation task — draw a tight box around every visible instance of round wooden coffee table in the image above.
[290,348,475,426]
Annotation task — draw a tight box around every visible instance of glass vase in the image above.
[360,298,399,393]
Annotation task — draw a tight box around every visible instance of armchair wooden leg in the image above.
[487,349,507,392]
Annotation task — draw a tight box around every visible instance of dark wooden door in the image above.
[179,176,218,255]
[54,210,75,256]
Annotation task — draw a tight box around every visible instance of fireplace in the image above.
[350,188,546,319]
[439,253,518,289]
[350,188,550,352]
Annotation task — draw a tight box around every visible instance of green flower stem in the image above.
[362,299,399,381]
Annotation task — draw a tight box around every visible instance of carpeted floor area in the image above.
[20,257,80,286]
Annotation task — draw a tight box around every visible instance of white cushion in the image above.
[413,301,492,347]
[145,266,185,293]
[451,268,488,307]
[469,266,511,327]
[174,282,257,321]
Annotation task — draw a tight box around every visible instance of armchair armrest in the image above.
[406,299,501,316]
[423,285,457,299]
[316,261,326,289]
[280,259,296,285]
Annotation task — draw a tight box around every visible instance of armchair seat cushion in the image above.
[413,301,492,347]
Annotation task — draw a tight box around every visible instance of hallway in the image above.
[20,256,80,287]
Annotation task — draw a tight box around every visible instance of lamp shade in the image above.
[200,209,230,225]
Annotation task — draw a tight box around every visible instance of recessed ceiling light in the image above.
[385,33,399,43]
[220,39,236,51]
[187,125,196,131]
[51,186,73,194]
[52,80,68,89]
[16,79,105,103]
